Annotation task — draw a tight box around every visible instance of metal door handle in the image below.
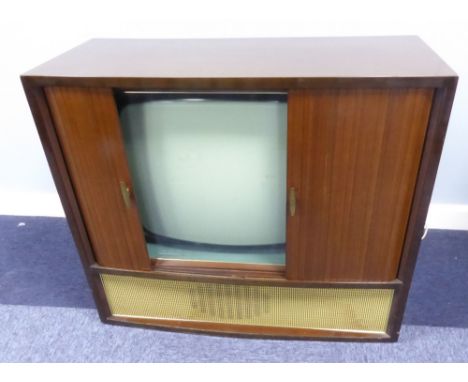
[120,180,132,208]
[289,187,296,217]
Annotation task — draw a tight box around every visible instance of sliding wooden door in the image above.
[46,87,151,271]
[286,89,433,281]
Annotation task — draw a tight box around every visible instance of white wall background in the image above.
[1,0,467,229]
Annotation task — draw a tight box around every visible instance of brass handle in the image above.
[289,187,296,217]
[120,180,132,208]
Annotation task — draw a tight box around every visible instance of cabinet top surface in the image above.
[23,36,456,80]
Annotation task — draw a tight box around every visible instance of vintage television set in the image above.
[22,37,457,341]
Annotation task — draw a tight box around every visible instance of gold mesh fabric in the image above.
[101,274,393,333]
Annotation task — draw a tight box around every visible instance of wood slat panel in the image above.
[46,87,151,270]
[286,88,433,281]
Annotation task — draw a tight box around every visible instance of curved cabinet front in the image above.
[100,273,395,339]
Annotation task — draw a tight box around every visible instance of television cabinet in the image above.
[21,37,457,341]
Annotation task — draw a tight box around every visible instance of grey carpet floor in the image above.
[1,304,468,362]
[1,216,468,362]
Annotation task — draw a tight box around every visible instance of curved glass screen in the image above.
[118,92,287,265]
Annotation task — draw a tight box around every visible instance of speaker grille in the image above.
[101,274,393,333]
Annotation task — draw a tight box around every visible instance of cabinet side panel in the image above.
[45,87,151,270]
[286,89,433,281]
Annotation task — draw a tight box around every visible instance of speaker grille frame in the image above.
[100,274,394,335]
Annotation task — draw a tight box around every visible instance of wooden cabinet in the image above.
[22,37,457,341]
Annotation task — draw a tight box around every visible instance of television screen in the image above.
[118,92,287,265]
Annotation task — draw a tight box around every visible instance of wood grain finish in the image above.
[92,264,402,289]
[152,259,284,279]
[23,37,455,81]
[389,80,458,338]
[286,89,433,281]
[45,87,151,270]
[21,83,112,321]
[108,316,392,341]
[21,37,456,90]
